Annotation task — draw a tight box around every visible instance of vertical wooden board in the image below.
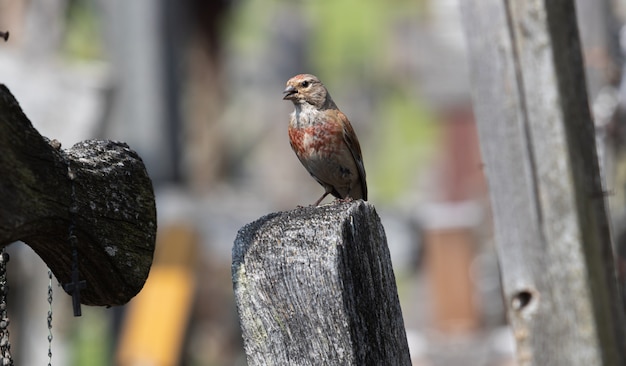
[460,0,546,304]
[506,1,600,362]
[461,0,625,364]
[460,0,545,277]
[509,1,624,364]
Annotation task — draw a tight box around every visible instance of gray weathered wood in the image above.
[232,201,411,365]
[460,0,625,364]
[0,84,156,306]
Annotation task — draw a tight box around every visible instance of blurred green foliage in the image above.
[63,0,103,60]
[227,0,277,54]
[371,90,438,201]
[71,308,111,366]
[306,0,389,83]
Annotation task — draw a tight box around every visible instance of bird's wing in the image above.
[337,111,367,200]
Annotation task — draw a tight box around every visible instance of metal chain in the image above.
[0,249,12,365]
[47,268,53,366]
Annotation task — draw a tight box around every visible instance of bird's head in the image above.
[283,74,332,109]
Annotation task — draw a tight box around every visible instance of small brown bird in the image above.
[283,74,367,206]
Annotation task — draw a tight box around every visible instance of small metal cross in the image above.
[63,266,86,317]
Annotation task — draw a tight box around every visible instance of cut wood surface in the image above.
[232,200,411,365]
[0,84,156,306]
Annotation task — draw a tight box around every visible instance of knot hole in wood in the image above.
[511,288,539,314]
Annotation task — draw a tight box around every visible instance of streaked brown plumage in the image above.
[283,74,367,206]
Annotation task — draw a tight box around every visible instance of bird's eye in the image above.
[301,80,310,88]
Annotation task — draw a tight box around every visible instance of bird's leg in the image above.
[313,187,334,206]
[313,192,330,206]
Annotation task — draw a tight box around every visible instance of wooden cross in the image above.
[0,84,156,307]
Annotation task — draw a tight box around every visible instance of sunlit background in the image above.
[1,0,625,365]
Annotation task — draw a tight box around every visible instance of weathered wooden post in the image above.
[232,201,411,365]
[0,84,156,306]
[461,0,625,364]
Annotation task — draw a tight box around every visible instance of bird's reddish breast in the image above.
[289,122,342,158]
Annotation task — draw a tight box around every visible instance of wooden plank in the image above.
[460,0,625,364]
[232,201,411,365]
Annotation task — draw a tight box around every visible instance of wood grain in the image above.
[232,200,410,365]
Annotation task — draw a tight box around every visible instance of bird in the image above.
[282,73,367,206]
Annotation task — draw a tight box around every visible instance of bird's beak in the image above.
[282,85,296,100]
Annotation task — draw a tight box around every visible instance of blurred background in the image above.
[2,0,626,365]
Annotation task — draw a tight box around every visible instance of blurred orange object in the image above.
[117,225,198,366]
[426,226,478,332]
